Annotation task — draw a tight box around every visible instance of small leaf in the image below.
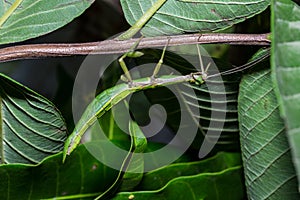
[121,0,270,36]
[0,73,67,164]
[0,0,94,44]
[271,0,300,192]
[239,68,300,199]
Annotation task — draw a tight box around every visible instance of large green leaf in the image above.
[135,152,241,191]
[113,166,244,200]
[120,0,270,36]
[239,68,299,199]
[0,73,67,164]
[0,141,244,200]
[0,141,120,199]
[271,0,300,192]
[0,0,94,45]
[0,139,197,199]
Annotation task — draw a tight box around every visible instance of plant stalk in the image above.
[0,33,270,63]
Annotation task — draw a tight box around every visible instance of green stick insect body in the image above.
[63,73,205,162]
[62,43,270,162]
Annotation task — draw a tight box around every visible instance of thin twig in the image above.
[0,33,270,63]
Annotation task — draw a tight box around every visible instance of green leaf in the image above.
[113,166,244,200]
[0,141,121,199]
[135,152,242,191]
[239,68,300,199]
[0,139,194,199]
[120,0,270,36]
[0,0,94,45]
[0,73,67,164]
[271,0,300,192]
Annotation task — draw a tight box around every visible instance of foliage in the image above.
[0,0,94,44]
[121,0,270,36]
[239,67,299,199]
[271,0,300,191]
[0,0,299,199]
[0,73,67,164]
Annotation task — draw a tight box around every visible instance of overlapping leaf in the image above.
[121,0,270,36]
[239,68,299,199]
[0,140,244,199]
[0,0,94,44]
[135,152,241,191]
[271,0,300,192]
[0,141,120,199]
[0,73,67,164]
[113,166,244,200]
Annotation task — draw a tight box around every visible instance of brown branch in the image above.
[0,33,270,63]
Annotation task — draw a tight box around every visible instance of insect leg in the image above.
[118,37,144,84]
[196,44,205,75]
[151,39,170,81]
[196,44,213,81]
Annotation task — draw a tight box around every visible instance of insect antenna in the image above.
[207,50,270,79]
[151,38,170,80]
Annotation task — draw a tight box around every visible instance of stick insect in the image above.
[62,42,270,162]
